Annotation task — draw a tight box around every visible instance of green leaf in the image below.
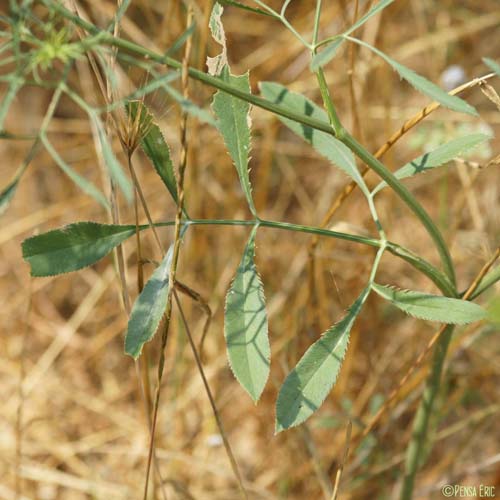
[224,227,270,402]
[126,101,179,205]
[311,0,395,71]
[275,287,370,432]
[372,283,487,324]
[213,67,257,214]
[260,82,369,195]
[347,37,478,116]
[22,222,136,277]
[483,57,500,77]
[372,133,491,195]
[125,246,173,358]
[209,4,256,214]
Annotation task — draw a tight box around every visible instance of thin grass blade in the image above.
[218,0,276,17]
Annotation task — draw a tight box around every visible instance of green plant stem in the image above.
[342,133,456,288]
[400,325,454,500]
[134,218,454,296]
[314,66,387,242]
[312,0,322,46]
[313,53,454,287]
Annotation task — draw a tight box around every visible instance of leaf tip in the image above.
[274,419,285,434]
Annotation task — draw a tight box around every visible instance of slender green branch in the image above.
[312,0,323,46]
[342,133,457,289]
[369,243,387,283]
[123,217,452,295]
[385,242,455,297]
[314,65,386,243]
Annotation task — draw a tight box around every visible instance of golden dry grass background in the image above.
[0,1,499,499]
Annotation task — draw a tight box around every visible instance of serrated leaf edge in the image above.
[371,283,487,324]
[223,230,270,402]
[22,222,136,277]
[275,287,370,432]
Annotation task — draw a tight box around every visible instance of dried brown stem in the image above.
[143,8,194,499]
[173,289,248,499]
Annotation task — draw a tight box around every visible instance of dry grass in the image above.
[1,1,499,499]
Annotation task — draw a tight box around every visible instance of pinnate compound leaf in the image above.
[125,246,174,358]
[349,37,477,116]
[372,133,491,194]
[371,283,487,324]
[224,227,270,402]
[126,101,179,205]
[260,82,369,194]
[22,222,136,277]
[311,0,394,71]
[483,58,500,77]
[275,287,370,432]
